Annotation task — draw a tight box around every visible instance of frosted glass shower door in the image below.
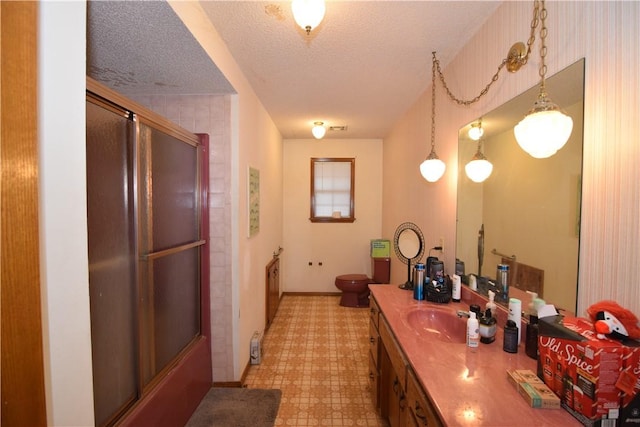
[86,99,137,426]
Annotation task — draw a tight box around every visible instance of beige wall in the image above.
[282,139,383,293]
[383,1,640,317]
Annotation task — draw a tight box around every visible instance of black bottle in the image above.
[503,320,518,353]
[525,314,539,359]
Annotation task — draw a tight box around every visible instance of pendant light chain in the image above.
[431,52,437,150]
[538,0,548,91]
[433,0,542,107]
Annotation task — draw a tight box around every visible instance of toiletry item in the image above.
[430,260,445,285]
[503,320,519,353]
[413,263,425,300]
[455,259,465,276]
[508,297,522,344]
[496,264,509,302]
[469,304,482,321]
[525,313,539,359]
[486,290,497,312]
[451,274,461,302]
[467,311,480,350]
[469,274,477,291]
[479,309,497,344]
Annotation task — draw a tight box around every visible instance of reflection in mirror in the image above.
[398,229,421,259]
[393,222,425,290]
[456,59,584,313]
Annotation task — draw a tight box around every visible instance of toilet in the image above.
[335,258,391,308]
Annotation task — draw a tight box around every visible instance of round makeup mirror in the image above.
[393,222,426,289]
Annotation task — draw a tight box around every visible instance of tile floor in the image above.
[244,295,388,426]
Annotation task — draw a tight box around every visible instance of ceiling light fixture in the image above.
[419,52,446,183]
[430,0,572,162]
[291,0,325,35]
[312,121,326,139]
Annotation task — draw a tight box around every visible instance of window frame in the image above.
[309,157,355,223]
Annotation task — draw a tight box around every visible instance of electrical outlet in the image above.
[439,237,445,253]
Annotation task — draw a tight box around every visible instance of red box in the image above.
[619,346,640,407]
[538,316,624,425]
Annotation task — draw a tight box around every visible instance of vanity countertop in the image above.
[369,284,579,426]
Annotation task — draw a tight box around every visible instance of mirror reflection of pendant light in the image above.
[468,120,484,141]
[465,120,492,182]
[513,1,573,158]
[311,121,326,139]
[291,0,326,35]
[420,52,446,183]
[465,141,493,183]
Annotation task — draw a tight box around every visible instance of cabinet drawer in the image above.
[406,368,443,427]
[368,352,380,412]
[379,314,407,390]
[369,320,380,365]
[370,297,380,329]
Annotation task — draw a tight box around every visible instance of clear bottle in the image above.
[467,311,480,350]
[496,264,509,302]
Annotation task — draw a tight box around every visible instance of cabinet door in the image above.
[368,352,380,412]
[406,369,443,427]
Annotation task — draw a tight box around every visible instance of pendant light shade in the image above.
[311,121,326,139]
[465,158,493,183]
[291,0,326,35]
[514,94,573,158]
[420,149,446,183]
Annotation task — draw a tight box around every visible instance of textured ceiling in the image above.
[88,1,503,139]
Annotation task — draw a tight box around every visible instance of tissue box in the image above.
[370,239,390,258]
[538,315,625,426]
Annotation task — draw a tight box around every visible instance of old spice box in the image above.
[619,344,640,425]
[538,315,624,426]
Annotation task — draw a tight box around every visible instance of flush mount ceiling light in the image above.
[311,121,326,139]
[419,52,446,183]
[431,0,572,162]
[291,0,325,35]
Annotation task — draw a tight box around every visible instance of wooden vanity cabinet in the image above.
[379,313,411,427]
[369,295,444,427]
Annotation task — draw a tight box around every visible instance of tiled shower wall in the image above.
[132,94,234,382]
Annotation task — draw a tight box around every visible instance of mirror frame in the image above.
[393,222,426,289]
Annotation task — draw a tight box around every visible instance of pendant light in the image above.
[513,1,573,158]
[465,120,492,183]
[465,141,493,183]
[291,0,326,35]
[419,52,446,183]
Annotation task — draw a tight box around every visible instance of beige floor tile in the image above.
[244,295,387,426]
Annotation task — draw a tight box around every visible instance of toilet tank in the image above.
[371,257,391,284]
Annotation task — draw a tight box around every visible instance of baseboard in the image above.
[282,291,341,297]
[212,381,243,388]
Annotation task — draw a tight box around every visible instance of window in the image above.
[310,157,355,223]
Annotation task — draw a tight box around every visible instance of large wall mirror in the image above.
[456,58,585,313]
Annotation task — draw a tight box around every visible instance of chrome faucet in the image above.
[457,310,471,318]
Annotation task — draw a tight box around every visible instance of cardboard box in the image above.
[507,369,560,409]
[370,239,390,258]
[538,315,630,426]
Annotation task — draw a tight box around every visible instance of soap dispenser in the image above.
[479,308,497,344]
[486,290,497,313]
